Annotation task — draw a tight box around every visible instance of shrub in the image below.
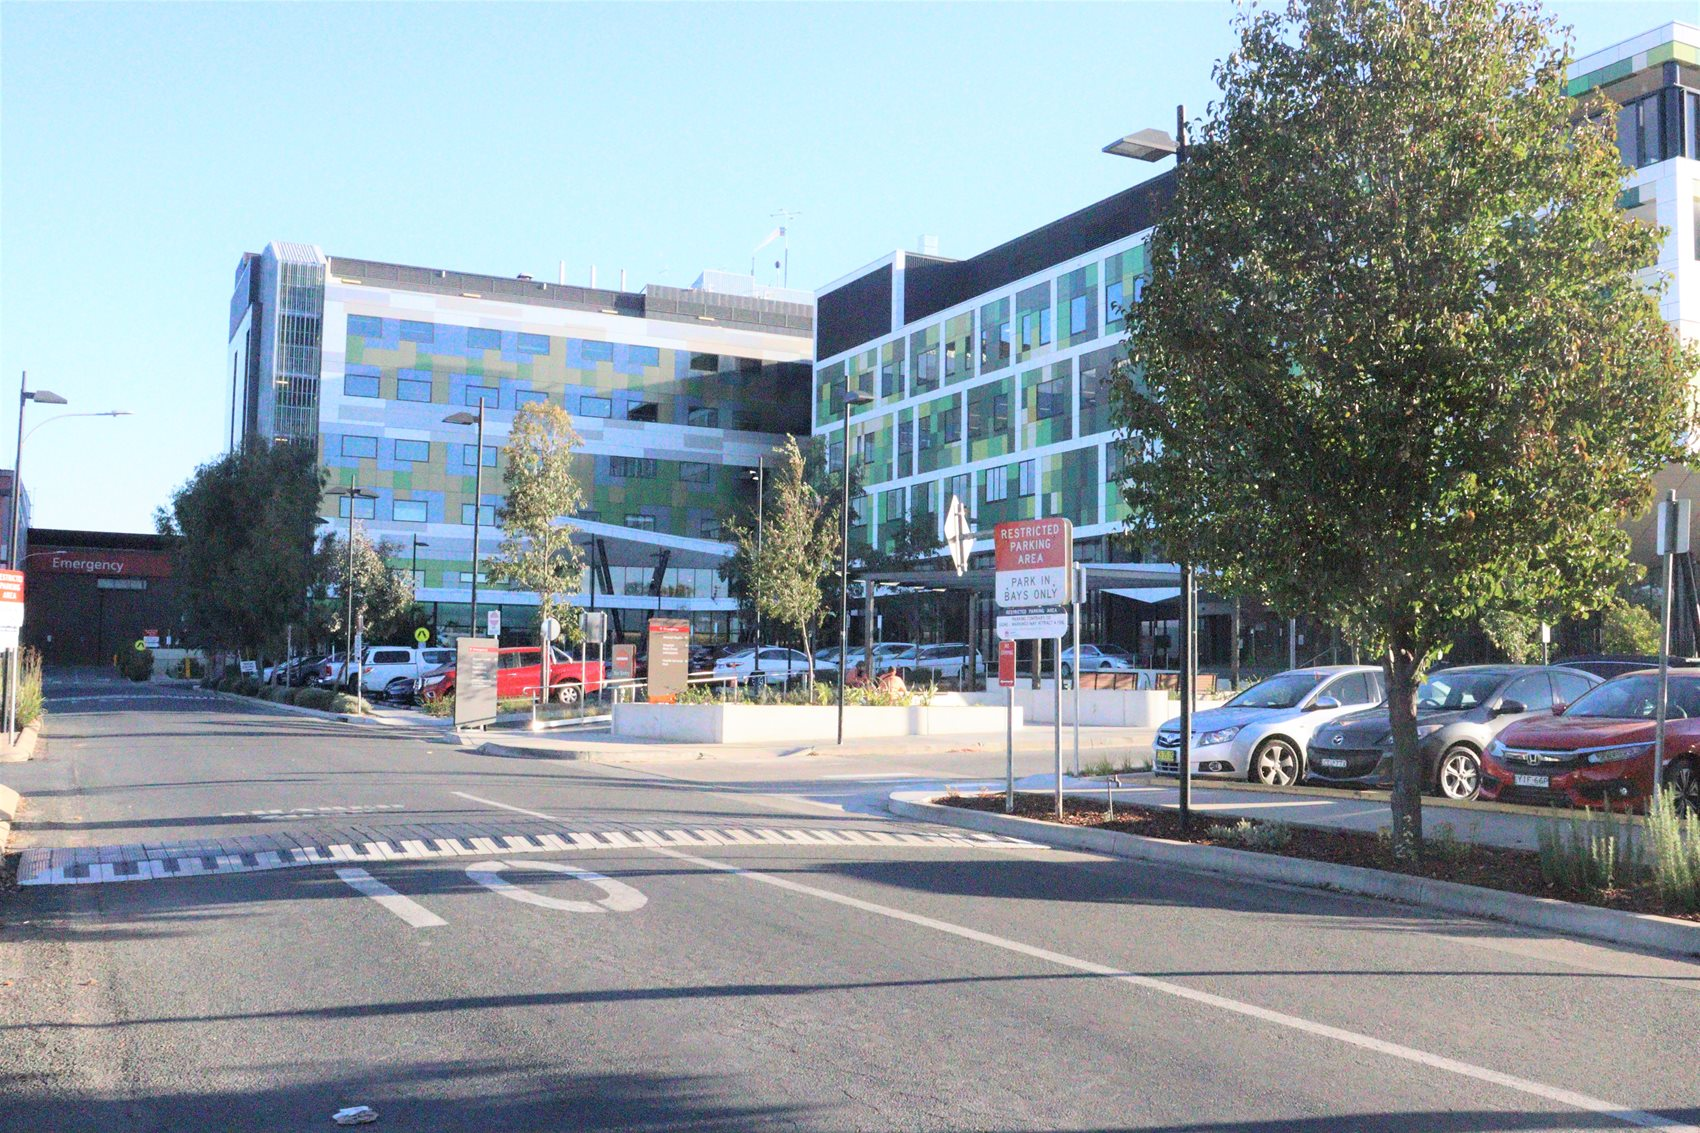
[1601,602,1661,656]
[1647,788,1700,913]
[1536,807,1639,896]
[17,646,42,728]
[1211,818,1293,851]
[420,693,455,718]
[115,645,154,682]
[327,692,364,715]
[295,687,335,711]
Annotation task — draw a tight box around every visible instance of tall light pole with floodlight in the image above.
[837,388,875,745]
[444,404,488,634]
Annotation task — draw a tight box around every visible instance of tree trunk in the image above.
[1385,636,1425,859]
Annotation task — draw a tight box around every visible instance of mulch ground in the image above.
[939,792,1700,922]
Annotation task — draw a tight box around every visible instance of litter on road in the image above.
[331,1105,378,1125]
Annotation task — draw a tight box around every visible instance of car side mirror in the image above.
[1551,702,1567,716]
[1496,699,1527,716]
[1311,695,1340,710]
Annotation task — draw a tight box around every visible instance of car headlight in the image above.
[1486,739,1505,760]
[1586,743,1654,765]
[1198,726,1243,746]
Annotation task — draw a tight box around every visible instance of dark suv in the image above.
[1305,665,1600,800]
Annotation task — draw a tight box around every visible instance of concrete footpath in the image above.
[466,722,1158,765]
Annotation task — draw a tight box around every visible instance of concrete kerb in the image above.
[0,724,40,763]
[0,781,19,853]
[206,689,382,727]
[1133,771,1649,822]
[887,790,1700,958]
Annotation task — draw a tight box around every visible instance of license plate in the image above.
[1319,758,1347,769]
[1513,773,1549,788]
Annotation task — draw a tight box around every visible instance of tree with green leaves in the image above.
[312,525,420,647]
[1480,610,1542,664]
[156,444,323,658]
[1115,0,1695,855]
[722,436,838,680]
[485,402,587,645]
[1601,601,1661,655]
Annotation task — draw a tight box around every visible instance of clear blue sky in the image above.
[2,1,1692,534]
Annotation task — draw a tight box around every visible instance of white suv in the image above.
[358,646,456,696]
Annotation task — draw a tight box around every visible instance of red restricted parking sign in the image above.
[997,640,1016,688]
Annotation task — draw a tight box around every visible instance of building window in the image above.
[341,434,378,459]
[629,346,661,368]
[514,390,546,408]
[348,315,384,338]
[1018,460,1036,497]
[1035,376,1069,420]
[393,500,428,523]
[857,432,876,465]
[395,371,433,401]
[516,332,550,354]
[913,346,940,393]
[579,339,614,362]
[464,386,498,407]
[460,503,496,525]
[696,516,722,539]
[980,299,1012,372]
[609,456,658,479]
[686,406,719,428]
[679,461,711,484]
[338,495,376,519]
[689,352,720,373]
[344,371,380,398]
[880,339,905,398]
[457,572,489,584]
[627,401,659,423]
[462,444,498,468]
[947,473,971,507]
[394,439,430,463]
[1016,282,1052,359]
[579,395,611,418]
[625,514,657,531]
[1069,295,1089,337]
[986,465,1010,502]
[400,320,435,343]
[466,327,502,350]
[968,386,1010,441]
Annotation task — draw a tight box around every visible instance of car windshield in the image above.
[1099,645,1135,659]
[1226,672,1324,710]
[1564,675,1700,719]
[1416,672,1508,710]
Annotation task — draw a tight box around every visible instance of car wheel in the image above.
[556,684,581,706]
[1671,757,1700,816]
[1250,738,1302,786]
[1434,745,1482,801]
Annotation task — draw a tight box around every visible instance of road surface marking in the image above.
[333,867,445,928]
[464,859,647,913]
[641,843,1695,1133]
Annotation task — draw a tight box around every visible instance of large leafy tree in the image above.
[156,444,323,658]
[312,526,421,647]
[1116,0,1694,854]
[485,402,587,645]
[722,436,838,679]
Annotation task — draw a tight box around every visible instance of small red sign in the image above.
[997,640,1016,688]
[0,569,23,605]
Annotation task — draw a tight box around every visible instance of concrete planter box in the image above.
[611,702,1023,744]
[1014,683,1178,728]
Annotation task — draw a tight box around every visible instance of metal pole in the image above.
[754,455,763,651]
[344,486,357,694]
[1071,563,1082,775]
[10,373,27,569]
[837,405,851,745]
[471,402,485,635]
[1288,616,1297,670]
[1657,492,1675,801]
[1053,636,1064,819]
[1005,677,1015,813]
[1179,563,1195,835]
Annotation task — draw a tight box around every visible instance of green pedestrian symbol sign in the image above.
[414,627,430,644]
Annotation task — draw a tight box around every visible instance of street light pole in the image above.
[411,535,430,588]
[445,404,488,636]
[748,458,765,651]
[837,390,874,745]
[331,483,377,700]
[9,374,70,569]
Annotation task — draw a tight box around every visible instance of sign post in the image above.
[1655,490,1690,800]
[994,518,1073,819]
[0,569,23,745]
[1072,562,1084,776]
[998,640,1016,812]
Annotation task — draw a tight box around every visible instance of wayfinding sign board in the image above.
[994,518,1073,608]
[646,619,690,703]
[455,636,499,728]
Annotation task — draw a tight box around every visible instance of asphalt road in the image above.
[3,670,1698,1132]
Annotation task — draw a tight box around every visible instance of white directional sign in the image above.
[994,517,1073,608]
[996,610,1070,641]
[944,494,976,577]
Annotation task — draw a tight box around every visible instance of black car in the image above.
[1553,654,1699,680]
[1305,664,1601,800]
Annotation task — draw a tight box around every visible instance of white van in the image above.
[357,646,456,695]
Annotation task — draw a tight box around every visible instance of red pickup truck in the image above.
[416,646,605,706]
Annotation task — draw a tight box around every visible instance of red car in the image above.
[1480,669,1700,812]
[417,646,604,706]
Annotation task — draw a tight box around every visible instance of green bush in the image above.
[1647,788,1700,913]
[421,694,454,717]
[327,692,364,715]
[294,687,335,711]
[17,646,42,728]
[234,676,262,697]
[1211,818,1293,851]
[115,645,154,682]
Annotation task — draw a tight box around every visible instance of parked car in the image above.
[1059,643,1140,679]
[313,654,350,688]
[1305,665,1601,799]
[1153,665,1385,785]
[906,643,986,684]
[415,646,606,706]
[356,646,457,698]
[1552,654,1699,680]
[278,654,326,687]
[714,646,824,684]
[1479,669,1700,812]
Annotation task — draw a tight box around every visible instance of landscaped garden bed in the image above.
[937,792,1700,922]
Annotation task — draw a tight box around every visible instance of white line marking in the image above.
[464,859,647,913]
[641,843,1694,1132]
[333,867,446,928]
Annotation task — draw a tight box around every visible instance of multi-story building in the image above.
[813,21,1699,666]
[228,246,814,642]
